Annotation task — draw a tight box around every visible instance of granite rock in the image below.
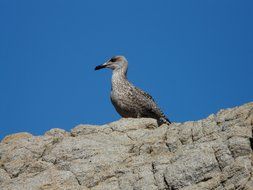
[0,103,252,190]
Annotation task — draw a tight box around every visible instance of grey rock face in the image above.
[0,103,252,190]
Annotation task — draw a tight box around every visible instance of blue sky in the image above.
[0,0,252,139]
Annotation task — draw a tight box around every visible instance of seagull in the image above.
[95,56,171,126]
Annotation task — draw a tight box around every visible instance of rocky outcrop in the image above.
[0,103,252,190]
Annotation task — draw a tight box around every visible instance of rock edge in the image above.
[0,102,252,190]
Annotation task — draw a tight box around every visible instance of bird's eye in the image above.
[110,58,117,62]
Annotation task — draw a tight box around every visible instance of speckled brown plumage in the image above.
[95,56,171,126]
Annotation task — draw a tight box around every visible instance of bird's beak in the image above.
[95,62,107,71]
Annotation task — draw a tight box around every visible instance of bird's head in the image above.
[95,56,128,71]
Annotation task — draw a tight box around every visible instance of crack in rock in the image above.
[0,102,252,190]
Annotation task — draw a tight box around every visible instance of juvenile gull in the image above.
[95,56,171,126]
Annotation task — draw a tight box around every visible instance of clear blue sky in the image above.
[0,0,252,139]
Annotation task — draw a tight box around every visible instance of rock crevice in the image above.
[0,103,252,190]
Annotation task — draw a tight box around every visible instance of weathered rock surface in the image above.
[0,103,252,190]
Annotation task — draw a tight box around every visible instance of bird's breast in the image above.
[110,88,137,118]
[110,89,128,105]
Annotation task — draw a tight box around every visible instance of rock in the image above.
[45,128,70,138]
[0,102,252,190]
[0,168,11,184]
[1,132,33,144]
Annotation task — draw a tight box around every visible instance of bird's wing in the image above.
[133,87,162,113]
[133,87,155,102]
[133,86,170,124]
